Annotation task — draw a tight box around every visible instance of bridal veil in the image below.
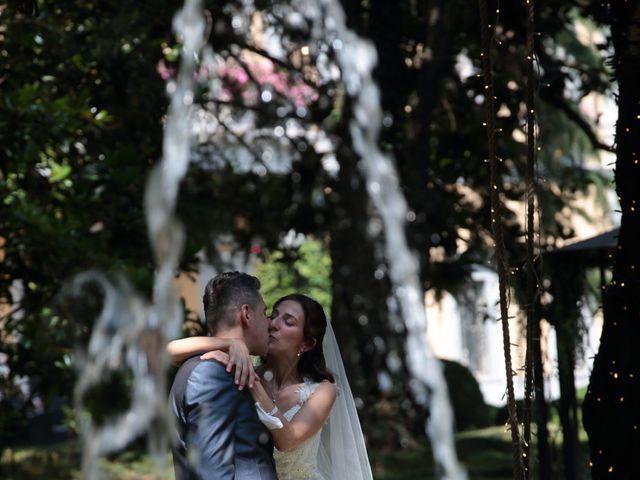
[317,322,373,480]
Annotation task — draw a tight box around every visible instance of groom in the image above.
[169,271,277,479]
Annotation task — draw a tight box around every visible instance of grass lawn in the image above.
[0,441,174,480]
[1,423,594,479]
[0,426,523,479]
[371,427,515,480]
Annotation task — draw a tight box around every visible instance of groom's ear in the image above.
[239,304,251,327]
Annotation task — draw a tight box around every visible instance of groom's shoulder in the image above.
[182,357,233,387]
[172,357,231,392]
[180,358,239,407]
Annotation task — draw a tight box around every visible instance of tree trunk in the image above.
[329,127,421,447]
[546,255,585,480]
[583,2,640,478]
[369,0,455,294]
[329,143,391,393]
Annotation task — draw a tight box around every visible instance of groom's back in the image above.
[169,356,277,480]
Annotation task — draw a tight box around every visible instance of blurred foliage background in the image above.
[1,0,635,478]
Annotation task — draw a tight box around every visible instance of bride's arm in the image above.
[250,380,336,452]
[166,336,228,365]
[167,337,255,388]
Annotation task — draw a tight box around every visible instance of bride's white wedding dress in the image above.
[270,322,373,480]
[274,379,325,480]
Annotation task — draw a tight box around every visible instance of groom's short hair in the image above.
[203,272,262,334]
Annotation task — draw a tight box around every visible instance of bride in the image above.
[167,293,373,480]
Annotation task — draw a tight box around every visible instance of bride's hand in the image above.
[201,339,255,389]
[228,338,256,389]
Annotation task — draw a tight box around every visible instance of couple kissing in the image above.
[168,271,372,479]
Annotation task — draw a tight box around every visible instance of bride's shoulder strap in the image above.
[297,377,321,406]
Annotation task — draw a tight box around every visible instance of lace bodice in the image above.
[273,378,327,480]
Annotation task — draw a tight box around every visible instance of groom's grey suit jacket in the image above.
[169,356,278,480]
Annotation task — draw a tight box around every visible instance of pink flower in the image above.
[217,54,318,108]
[156,59,175,81]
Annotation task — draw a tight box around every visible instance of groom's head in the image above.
[202,272,269,356]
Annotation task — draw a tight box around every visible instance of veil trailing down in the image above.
[318,322,373,480]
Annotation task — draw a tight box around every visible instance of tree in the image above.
[256,237,332,312]
[0,0,620,460]
[583,1,640,477]
[0,1,183,446]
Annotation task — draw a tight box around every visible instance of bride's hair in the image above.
[274,294,335,383]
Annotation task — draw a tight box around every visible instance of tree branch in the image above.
[539,90,615,153]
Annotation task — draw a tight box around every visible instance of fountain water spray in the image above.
[318,1,467,478]
[233,0,466,475]
[74,0,465,477]
[73,1,206,478]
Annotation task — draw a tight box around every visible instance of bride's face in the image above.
[268,299,307,357]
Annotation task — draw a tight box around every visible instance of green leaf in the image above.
[50,161,72,182]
